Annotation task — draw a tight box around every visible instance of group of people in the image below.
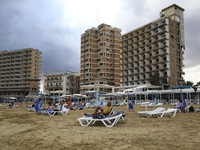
[35,98,66,115]
[34,96,84,115]
[6,100,15,108]
[176,98,186,113]
[113,95,128,106]
[34,97,114,116]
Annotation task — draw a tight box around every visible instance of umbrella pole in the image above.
[180,88,183,99]
[93,95,95,111]
[127,95,129,109]
[135,94,136,104]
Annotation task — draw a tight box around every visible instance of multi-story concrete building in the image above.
[0,48,42,98]
[43,70,80,95]
[80,23,121,93]
[120,4,185,89]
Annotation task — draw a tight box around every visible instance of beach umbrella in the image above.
[169,85,194,99]
[52,90,65,103]
[33,93,44,103]
[3,97,5,104]
[49,95,59,103]
[10,97,17,105]
[84,91,105,111]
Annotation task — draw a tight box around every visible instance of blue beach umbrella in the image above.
[49,95,59,104]
[33,93,49,103]
[84,91,105,111]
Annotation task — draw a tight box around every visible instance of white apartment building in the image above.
[43,70,80,95]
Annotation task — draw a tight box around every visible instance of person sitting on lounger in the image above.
[48,103,57,111]
[85,102,112,116]
[7,100,14,108]
[176,98,183,109]
[61,103,68,111]
[77,101,83,106]
[32,101,36,107]
[176,98,185,113]
[45,102,52,110]
[114,98,119,104]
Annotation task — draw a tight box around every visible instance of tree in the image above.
[183,80,194,86]
[150,73,160,86]
[195,81,200,86]
[183,80,197,92]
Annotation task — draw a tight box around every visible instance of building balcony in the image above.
[45,79,63,82]
[45,85,63,88]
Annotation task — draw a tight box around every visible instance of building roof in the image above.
[161,4,185,12]
[0,48,41,53]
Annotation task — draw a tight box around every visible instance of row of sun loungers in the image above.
[23,101,200,127]
[137,107,177,118]
[26,103,70,116]
[40,108,70,116]
[0,103,19,108]
[140,102,163,108]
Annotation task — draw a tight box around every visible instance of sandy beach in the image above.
[0,104,200,150]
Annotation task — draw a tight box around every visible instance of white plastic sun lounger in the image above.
[77,114,122,127]
[43,108,70,116]
[185,106,190,112]
[146,103,154,107]
[196,108,200,112]
[140,102,150,106]
[137,107,166,117]
[155,103,163,107]
[146,109,177,118]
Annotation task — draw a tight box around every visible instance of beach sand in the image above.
[0,104,200,150]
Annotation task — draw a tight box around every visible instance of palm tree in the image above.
[183,80,194,86]
[195,81,200,86]
[150,73,160,86]
[183,80,197,92]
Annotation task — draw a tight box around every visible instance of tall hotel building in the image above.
[80,23,121,93]
[121,4,185,89]
[0,48,42,97]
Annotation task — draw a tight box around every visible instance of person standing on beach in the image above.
[35,98,41,115]
[123,95,127,106]
[21,100,24,107]
[166,95,169,104]
[67,96,71,109]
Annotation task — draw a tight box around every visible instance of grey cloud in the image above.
[184,7,200,68]
[116,0,200,71]
[0,0,80,78]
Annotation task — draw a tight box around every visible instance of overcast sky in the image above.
[0,0,200,90]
